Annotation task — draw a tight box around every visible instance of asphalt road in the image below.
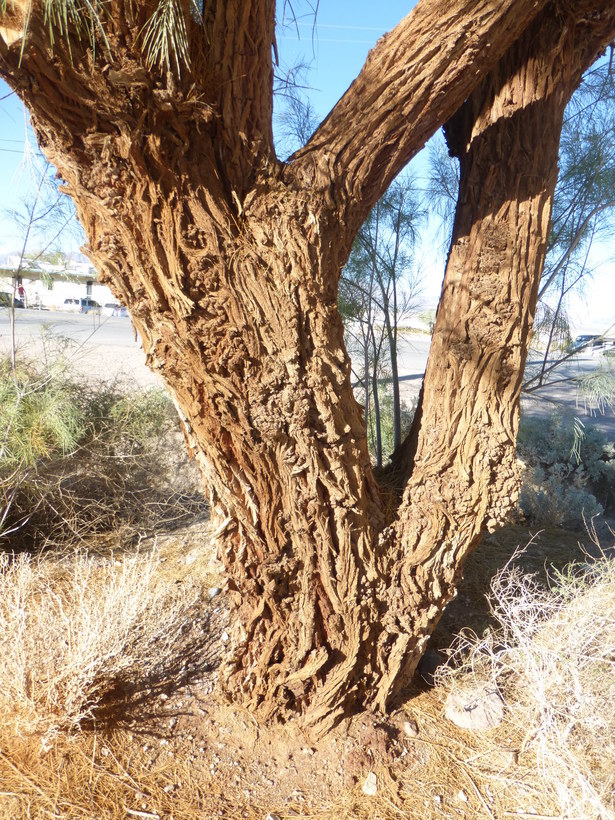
[0,308,157,387]
[2,309,614,438]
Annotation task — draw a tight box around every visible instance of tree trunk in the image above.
[1,0,614,735]
[379,4,615,708]
[371,330,383,469]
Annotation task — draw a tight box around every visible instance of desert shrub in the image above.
[436,552,615,818]
[0,547,215,736]
[0,356,203,551]
[0,357,172,469]
[0,359,87,468]
[517,412,615,526]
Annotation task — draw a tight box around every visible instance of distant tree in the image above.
[4,158,82,367]
[342,176,423,464]
[526,54,615,392]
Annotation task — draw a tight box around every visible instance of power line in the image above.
[278,36,375,44]
[295,22,386,32]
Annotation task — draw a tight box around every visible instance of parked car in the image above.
[103,302,119,316]
[80,298,101,314]
[62,297,101,314]
[571,334,603,351]
[62,298,81,312]
[0,292,24,309]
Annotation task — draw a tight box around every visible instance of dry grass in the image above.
[0,547,217,737]
[1,530,614,819]
[435,545,615,818]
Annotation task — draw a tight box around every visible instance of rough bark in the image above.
[0,0,613,734]
[379,3,615,709]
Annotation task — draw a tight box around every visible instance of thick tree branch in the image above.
[372,1,615,711]
[207,0,277,190]
[287,0,550,244]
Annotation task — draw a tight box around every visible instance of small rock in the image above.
[168,717,178,729]
[208,586,223,601]
[403,719,419,737]
[434,794,443,804]
[221,630,230,643]
[163,784,175,794]
[265,815,281,820]
[362,771,378,796]
[445,684,504,731]
[458,789,468,803]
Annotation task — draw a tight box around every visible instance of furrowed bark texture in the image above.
[1,0,613,732]
[377,3,615,709]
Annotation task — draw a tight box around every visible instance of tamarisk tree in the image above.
[1,0,614,735]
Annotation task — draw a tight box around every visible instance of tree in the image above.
[3,157,83,368]
[341,176,423,465]
[1,0,614,736]
[428,52,615,396]
[525,54,615,391]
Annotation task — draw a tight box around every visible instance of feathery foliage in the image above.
[140,0,190,75]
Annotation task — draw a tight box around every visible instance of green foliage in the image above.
[0,360,85,469]
[517,412,615,526]
[41,0,109,58]
[107,390,170,446]
[577,364,615,415]
[364,386,415,465]
[140,0,190,75]
[0,359,171,472]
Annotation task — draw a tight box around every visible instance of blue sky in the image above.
[0,1,417,249]
[0,1,613,328]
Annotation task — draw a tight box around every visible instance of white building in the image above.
[0,254,116,310]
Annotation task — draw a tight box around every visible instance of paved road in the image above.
[0,308,158,387]
[2,310,614,438]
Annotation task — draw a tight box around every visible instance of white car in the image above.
[62,298,81,312]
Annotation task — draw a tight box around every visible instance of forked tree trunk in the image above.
[1,0,614,735]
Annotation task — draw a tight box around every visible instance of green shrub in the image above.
[517,412,615,527]
[0,360,86,468]
[0,357,173,472]
[0,356,192,552]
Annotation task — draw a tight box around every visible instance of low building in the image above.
[0,254,116,310]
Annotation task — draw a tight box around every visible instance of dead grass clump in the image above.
[436,550,615,818]
[0,547,213,736]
